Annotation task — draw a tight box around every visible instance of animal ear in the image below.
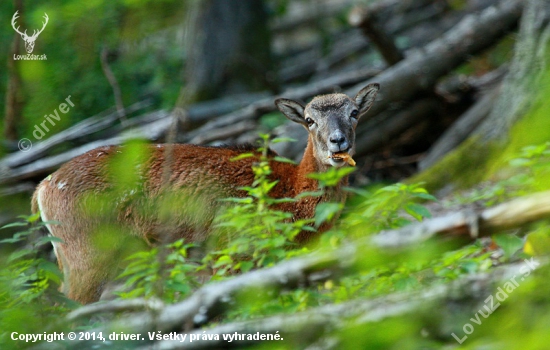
[354,83,379,116]
[275,98,306,126]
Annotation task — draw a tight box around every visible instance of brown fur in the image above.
[32,84,379,304]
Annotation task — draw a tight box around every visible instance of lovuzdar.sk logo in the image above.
[11,10,48,60]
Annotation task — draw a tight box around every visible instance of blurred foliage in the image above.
[0,0,187,144]
[116,239,199,301]
[0,214,77,346]
[3,0,550,349]
[2,136,550,349]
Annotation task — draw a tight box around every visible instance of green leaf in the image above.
[343,186,371,198]
[412,192,437,201]
[35,236,65,246]
[230,153,255,161]
[308,167,355,187]
[393,218,412,228]
[27,212,42,223]
[376,184,402,194]
[459,260,479,274]
[1,222,28,229]
[271,198,296,204]
[394,276,418,291]
[213,255,233,268]
[239,261,254,272]
[8,249,33,262]
[295,191,324,199]
[524,228,550,255]
[315,202,343,228]
[404,203,432,221]
[509,158,532,167]
[271,137,297,144]
[42,220,62,226]
[493,233,524,258]
[273,156,297,165]
[0,236,24,244]
[221,197,253,204]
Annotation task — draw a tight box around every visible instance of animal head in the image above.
[275,83,379,167]
[11,11,49,54]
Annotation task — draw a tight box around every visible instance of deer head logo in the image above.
[11,11,49,54]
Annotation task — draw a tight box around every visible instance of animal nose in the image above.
[329,131,349,151]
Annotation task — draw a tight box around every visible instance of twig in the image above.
[100,47,126,124]
[349,5,404,65]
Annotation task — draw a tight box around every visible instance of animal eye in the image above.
[305,117,314,126]
[351,110,359,119]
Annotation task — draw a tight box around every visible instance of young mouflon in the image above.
[32,83,380,303]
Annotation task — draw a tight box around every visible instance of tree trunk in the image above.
[4,0,24,142]
[183,0,275,102]
[475,0,550,141]
[415,0,550,192]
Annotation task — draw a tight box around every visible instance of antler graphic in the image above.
[11,11,27,37]
[32,13,49,39]
[11,11,49,54]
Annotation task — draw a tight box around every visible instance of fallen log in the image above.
[0,100,152,170]
[344,0,523,118]
[373,190,550,247]
[280,0,449,83]
[0,111,172,185]
[190,120,257,144]
[270,0,357,34]
[284,0,502,84]
[0,92,267,172]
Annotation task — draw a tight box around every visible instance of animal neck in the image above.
[296,136,349,194]
[297,136,321,182]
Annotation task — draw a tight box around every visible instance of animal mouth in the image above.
[328,150,356,166]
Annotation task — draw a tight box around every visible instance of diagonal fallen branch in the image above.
[0,100,153,170]
[66,298,164,322]
[0,111,172,185]
[345,0,523,117]
[373,190,550,248]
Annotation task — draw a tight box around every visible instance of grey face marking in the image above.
[305,94,358,167]
[275,83,380,169]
